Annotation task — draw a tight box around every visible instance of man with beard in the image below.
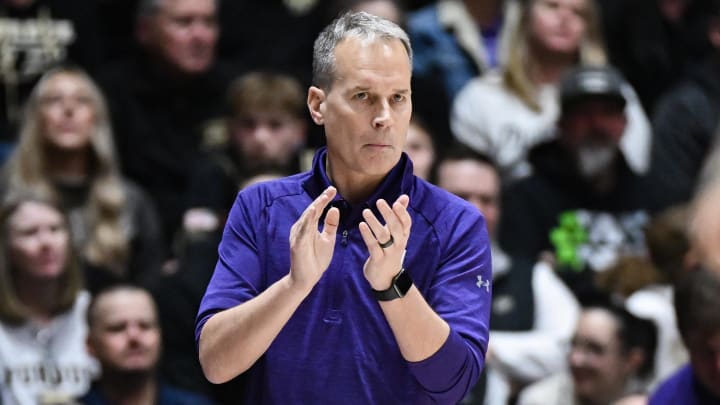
[80,285,214,404]
[498,65,655,300]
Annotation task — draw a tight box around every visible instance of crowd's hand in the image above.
[289,186,340,291]
[360,195,412,290]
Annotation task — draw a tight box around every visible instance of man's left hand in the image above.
[359,195,412,290]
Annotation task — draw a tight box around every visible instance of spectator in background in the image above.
[81,285,214,405]
[0,0,102,149]
[182,71,308,235]
[649,266,720,404]
[518,300,658,405]
[1,67,165,292]
[404,116,436,181]
[436,144,579,404]
[451,0,651,183]
[97,0,232,249]
[328,0,405,24]
[406,0,509,102]
[498,65,656,300]
[0,192,98,404]
[600,0,714,115]
[596,207,690,388]
[215,0,329,89]
[645,0,720,210]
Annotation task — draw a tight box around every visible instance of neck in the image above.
[98,370,157,405]
[45,147,91,180]
[463,0,503,29]
[529,47,577,85]
[14,274,60,323]
[325,157,386,205]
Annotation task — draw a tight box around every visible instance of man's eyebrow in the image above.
[347,86,370,93]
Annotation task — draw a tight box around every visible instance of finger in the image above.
[359,221,383,255]
[396,194,410,208]
[376,199,403,239]
[362,207,388,241]
[392,198,412,234]
[305,186,337,225]
[291,186,336,239]
[322,206,340,238]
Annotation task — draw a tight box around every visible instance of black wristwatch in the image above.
[372,268,413,301]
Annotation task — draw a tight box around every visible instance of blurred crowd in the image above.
[1,0,720,404]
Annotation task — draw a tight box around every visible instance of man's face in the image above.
[436,159,500,238]
[140,0,218,75]
[569,309,636,403]
[308,37,412,182]
[559,98,627,177]
[686,329,720,397]
[87,290,161,374]
[230,111,306,169]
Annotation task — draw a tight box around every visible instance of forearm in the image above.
[381,286,481,402]
[380,286,450,361]
[198,274,311,383]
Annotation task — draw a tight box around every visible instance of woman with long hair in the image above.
[0,192,98,403]
[451,0,650,182]
[2,66,164,291]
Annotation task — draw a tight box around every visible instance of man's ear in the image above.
[307,86,326,125]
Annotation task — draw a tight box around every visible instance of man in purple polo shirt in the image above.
[195,11,491,404]
[649,266,720,404]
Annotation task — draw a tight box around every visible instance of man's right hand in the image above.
[289,186,340,291]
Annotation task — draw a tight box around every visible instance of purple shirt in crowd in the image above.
[649,364,720,404]
[196,148,491,404]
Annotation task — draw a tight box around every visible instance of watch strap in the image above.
[372,268,413,301]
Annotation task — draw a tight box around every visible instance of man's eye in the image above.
[355,92,368,100]
[393,94,406,103]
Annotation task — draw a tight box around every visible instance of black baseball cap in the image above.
[560,65,627,112]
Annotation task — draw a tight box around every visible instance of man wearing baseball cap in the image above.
[499,65,656,301]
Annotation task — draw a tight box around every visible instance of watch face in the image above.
[373,268,414,301]
[394,269,413,297]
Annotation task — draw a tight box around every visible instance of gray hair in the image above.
[675,266,720,339]
[312,11,412,89]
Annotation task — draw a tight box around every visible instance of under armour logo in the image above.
[476,275,490,292]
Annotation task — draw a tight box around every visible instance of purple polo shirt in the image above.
[196,148,491,404]
[649,364,720,404]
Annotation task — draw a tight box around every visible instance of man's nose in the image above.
[373,100,392,128]
[190,21,217,43]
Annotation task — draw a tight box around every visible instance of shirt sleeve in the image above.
[407,204,492,403]
[194,190,265,347]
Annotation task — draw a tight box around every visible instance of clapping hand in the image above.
[360,195,412,290]
[289,186,340,291]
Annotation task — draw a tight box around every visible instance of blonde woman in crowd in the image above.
[2,66,164,292]
[451,0,651,182]
[0,192,98,404]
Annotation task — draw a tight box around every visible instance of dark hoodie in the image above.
[498,139,655,297]
[647,56,720,209]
